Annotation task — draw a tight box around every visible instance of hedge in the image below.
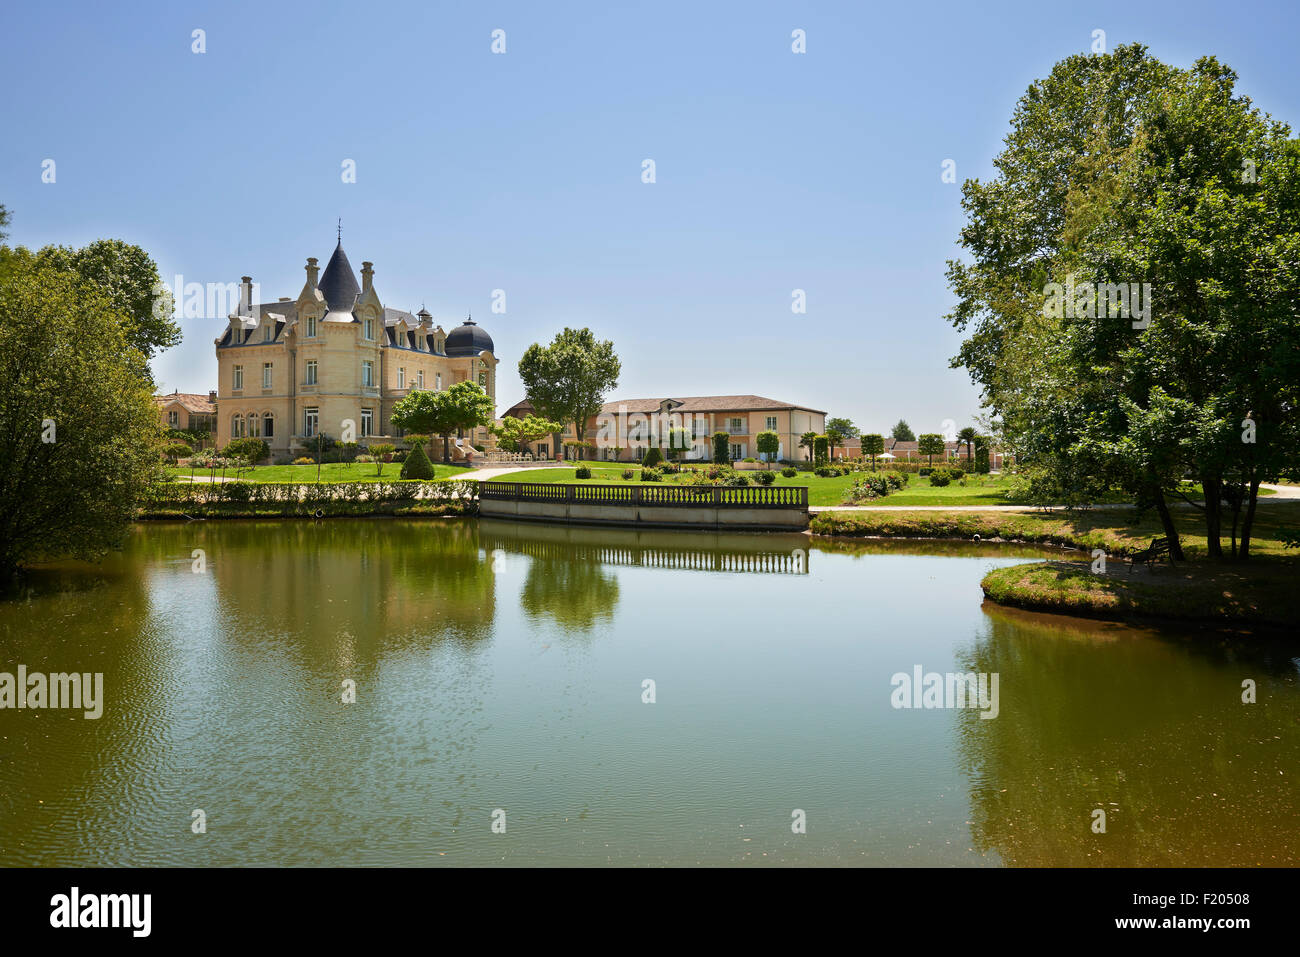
[140,479,480,518]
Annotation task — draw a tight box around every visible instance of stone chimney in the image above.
[305,256,319,286]
[238,276,253,315]
[361,261,374,293]
[208,390,217,406]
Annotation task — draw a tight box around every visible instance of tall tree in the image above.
[799,431,818,462]
[34,239,181,365]
[517,328,620,461]
[891,420,916,442]
[0,254,163,581]
[957,426,978,463]
[946,44,1300,559]
[826,417,858,439]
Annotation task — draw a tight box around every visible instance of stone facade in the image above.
[214,239,497,457]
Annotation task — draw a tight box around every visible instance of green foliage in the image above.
[781,467,798,478]
[929,468,954,487]
[754,469,775,485]
[799,432,818,462]
[756,429,780,464]
[574,464,592,479]
[891,420,916,442]
[400,441,436,479]
[917,433,945,466]
[0,252,163,579]
[367,443,396,476]
[974,436,991,474]
[621,469,634,480]
[666,427,691,460]
[392,381,493,463]
[164,442,192,461]
[712,431,730,463]
[945,43,1300,559]
[642,446,663,468]
[142,479,479,518]
[224,437,270,464]
[30,239,181,361]
[491,413,564,452]
[517,327,620,460]
[826,417,857,440]
[860,433,885,466]
[813,434,829,466]
[640,468,662,482]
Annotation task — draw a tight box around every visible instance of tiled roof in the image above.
[599,395,825,415]
[155,392,215,414]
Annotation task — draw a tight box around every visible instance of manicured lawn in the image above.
[167,462,472,483]
[484,466,1022,507]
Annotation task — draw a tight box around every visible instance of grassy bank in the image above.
[981,561,1300,626]
[810,502,1299,559]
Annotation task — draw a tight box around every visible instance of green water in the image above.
[1,518,1297,866]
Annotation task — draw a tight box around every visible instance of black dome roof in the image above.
[318,241,359,314]
[445,318,494,357]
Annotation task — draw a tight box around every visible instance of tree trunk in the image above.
[442,434,451,464]
[1239,476,1262,561]
[1201,475,1223,559]
[1152,489,1185,561]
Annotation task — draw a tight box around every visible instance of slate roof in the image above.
[318,241,360,314]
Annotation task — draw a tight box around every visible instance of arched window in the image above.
[247,414,261,438]
[263,413,274,438]
[231,414,244,438]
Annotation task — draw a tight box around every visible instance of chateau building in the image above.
[215,238,497,456]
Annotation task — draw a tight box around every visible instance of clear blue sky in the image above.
[3,0,1298,436]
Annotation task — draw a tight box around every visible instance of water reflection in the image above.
[958,604,1300,866]
[0,519,1296,866]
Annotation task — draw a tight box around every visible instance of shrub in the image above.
[400,441,436,479]
[643,446,663,468]
[224,437,270,464]
[813,434,829,466]
[164,442,192,461]
[369,443,397,462]
[742,457,757,463]
[754,470,775,485]
[575,464,592,479]
[725,473,750,487]
[293,456,315,465]
[712,431,730,463]
[974,436,991,474]
[659,461,681,474]
[781,467,798,478]
[640,468,662,482]
[621,469,634,480]
[392,450,408,462]
[885,472,904,490]
[355,454,375,463]
[929,468,953,487]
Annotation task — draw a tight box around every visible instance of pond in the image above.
[1,518,1297,866]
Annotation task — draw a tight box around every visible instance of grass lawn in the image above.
[167,462,472,483]
[483,466,1021,507]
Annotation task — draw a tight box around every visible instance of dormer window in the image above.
[263,324,273,342]
[364,318,374,340]
[306,316,318,338]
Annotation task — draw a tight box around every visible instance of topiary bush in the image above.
[643,446,663,468]
[401,441,436,479]
[781,467,798,478]
[929,467,953,487]
[621,469,634,480]
[754,470,775,485]
[575,464,592,479]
